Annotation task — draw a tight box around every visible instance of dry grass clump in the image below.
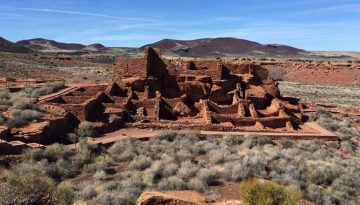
[239,179,302,205]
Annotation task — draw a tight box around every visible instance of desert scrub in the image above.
[314,108,360,153]
[6,109,42,128]
[239,179,302,205]
[0,173,75,205]
[278,81,360,108]
[158,176,186,190]
[16,142,99,180]
[24,82,66,97]
[3,129,360,205]
[76,121,98,137]
[0,112,5,124]
[0,88,43,128]
[0,83,67,127]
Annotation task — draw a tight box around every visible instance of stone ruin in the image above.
[37,46,307,141]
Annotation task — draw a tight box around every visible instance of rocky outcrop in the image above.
[135,191,241,205]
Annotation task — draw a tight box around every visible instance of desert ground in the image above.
[0,43,359,205]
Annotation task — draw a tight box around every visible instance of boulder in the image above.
[135,191,242,205]
[136,191,205,205]
[174,102,194,117]
[122,77,146,91]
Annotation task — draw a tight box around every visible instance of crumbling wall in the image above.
[113,58,148,84]
[37,46,307,141]
[145,47,168,78]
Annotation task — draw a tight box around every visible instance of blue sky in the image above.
[0,0,359,50]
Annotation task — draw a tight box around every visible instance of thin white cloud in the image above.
[291,3,360,15]
[3,6,160,22]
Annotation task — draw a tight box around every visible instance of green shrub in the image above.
[177,160,199,181]
[76,182,97,200]
[158,176,186,190]
[239,179,302,205]
[223,135,244,146]
[163,163,179,177]
[6,109,42,128]
[129,155,152,171]
[76,121,98,137]
[243,135,273,148]
[94,188,141,205]
[196,168,219,185]
[55,184,75,205]
[0,173,60,205]
[0,113,5,124]
[156,130,177,141]
[94,170,107,181]
[121,171,145,189]
[280,138,294,149]
[0,89,10,100]
[187,177,206,192]
[10,92,37,110]
[209,148,232,164]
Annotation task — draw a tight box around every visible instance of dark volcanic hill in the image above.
[17,38,107,53]
[0,37,33,53]
[143,37,306,57]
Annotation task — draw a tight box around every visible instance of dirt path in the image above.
[38,86,79,102]
[69,122,337,148]
[38,83,108,103]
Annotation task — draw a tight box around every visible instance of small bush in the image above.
[0,173,66,205]
[76,182,97,200]
[129,155,152,171]
[223,135,244,146]
[197,168,219,185]
[156,130,177,141]
[317,108,331,117]
[177,160,199,181]
[108,138,137,162]
[55,184,75,205]
[239,179,302,205]
[94,188,141,205]
[94,170,107,180]
[76,121,97,137]
[243,135,273,148]
[158,176,186,190]
[187,177,206,192]
[0,89,10,100]
[6,109,42,128]
[121,171,145,189]
[163,163,179,177]
[280,138,294,149]
[0,113,5,124]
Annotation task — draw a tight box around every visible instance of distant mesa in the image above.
[17,38,107,53]
[142,37,307,57]
[1,36,357,59]
[0,37,33,53]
